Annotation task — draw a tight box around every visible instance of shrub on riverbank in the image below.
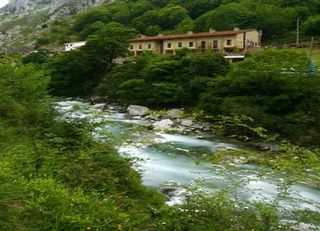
[98,50,229,108]
[198,50,320,146]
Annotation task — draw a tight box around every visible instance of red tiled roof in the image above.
[130,29,256,42]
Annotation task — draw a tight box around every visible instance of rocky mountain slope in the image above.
[0,0,107,53]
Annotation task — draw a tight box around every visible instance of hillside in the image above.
[0,0,108,52]
[0,0,319,52]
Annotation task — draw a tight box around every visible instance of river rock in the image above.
[191,123,204,130]
[153,119,174,130]
[92,103,106,110]
[127,105,150,116]
[150,114,161,121]
[228,135,239,139]
[280,220,319,231]
[254,143,280,153]
[180,119,193,127]
[166,109,183,119]
[160,186,187,206]
[161,187,180,197]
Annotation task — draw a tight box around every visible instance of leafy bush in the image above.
[198,50,320,145]
[104,51,229,108]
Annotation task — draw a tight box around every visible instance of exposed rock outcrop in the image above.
[0,0,104,15]
[0,0,106,53]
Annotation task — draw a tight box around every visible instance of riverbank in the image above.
[55,100,320,211]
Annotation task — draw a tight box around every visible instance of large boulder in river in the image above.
[166,109,183,119]
[127,105,150,116]
[153,119,174,130]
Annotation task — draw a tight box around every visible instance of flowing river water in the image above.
[54,100,320,214]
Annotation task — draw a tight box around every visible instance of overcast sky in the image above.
[0,0,9,8]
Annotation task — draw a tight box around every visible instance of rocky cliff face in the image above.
[0,0,106,53]
[1,0,104,17]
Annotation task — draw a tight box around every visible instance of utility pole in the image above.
[296,17,300,47]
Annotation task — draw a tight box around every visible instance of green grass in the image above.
[276,47,320,67]
[293,47,320,66]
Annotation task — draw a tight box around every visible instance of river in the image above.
[54,100,320,213]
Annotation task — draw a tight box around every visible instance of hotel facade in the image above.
[129,28,261,56]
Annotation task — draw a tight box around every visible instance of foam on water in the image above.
[155,133,237,151]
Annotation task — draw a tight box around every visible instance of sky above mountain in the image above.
[0,0,9,8]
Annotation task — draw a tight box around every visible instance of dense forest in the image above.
[36,0,320,47]
[1,0,320,229]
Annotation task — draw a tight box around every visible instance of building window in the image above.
[189,41,194,47]
[148,44,152,49]
[178,42,182,48]
[213,40,218,49]
[254,42,258,47]
[130,45,133,50]
[139,44,143,49]
[167,43,172,48]
[226,40,232,46]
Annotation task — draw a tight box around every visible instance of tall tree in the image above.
[48,23,136,96]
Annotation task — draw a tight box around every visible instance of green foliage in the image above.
[0,176,22,230]
[38,0,320,47]
[117,79,148,105]
[22,50,52,66]
[83,22,136,69]
[303,15,320,36]
[187,51,230,77]
[170,0,222,19]
[78,21,106,39]
[0,59,50,130]
[148,82,183,107]
[72,7,110,33]
[151,191,287,231]
[20,178,122,230]
[132,4,190,33]
[47,23,136,96]
[197,49,320,145]
[102,51,229,108]
[0,59,166,230]
[194,3,254,32]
